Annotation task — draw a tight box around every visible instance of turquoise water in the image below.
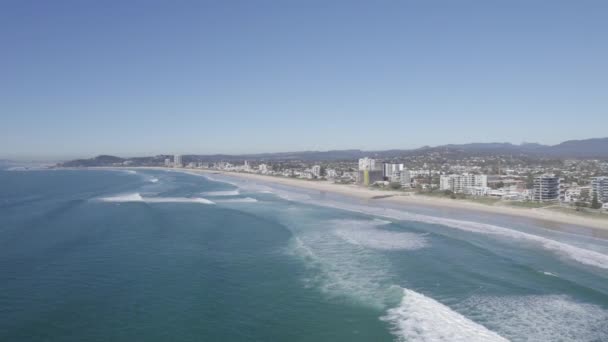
[1,169,608,341]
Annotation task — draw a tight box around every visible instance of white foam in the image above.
[215,197,258,203]
[148,177,159,183]
[382,288,508,342]
[301,200,608,270]
[286,231,394,309]
[458,295,608,341]
[541,271,557,277]
[145,197,215,204]
[202,190,240,196]
[124,170,137,174]
[394,212,608,270]
[98,193,214,204]
[99,193,144,202]
[331,219,428,251]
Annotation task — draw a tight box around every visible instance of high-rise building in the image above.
[533,174,560,202]
[311,165,321,178]
[358,157,376,171]
[400,170,411,188]
[591,177,608,203]
[164,158,171,167]
[174,154,182,168]
[383,163,404,180]
[440,174,488,194]
[357,170,383,186]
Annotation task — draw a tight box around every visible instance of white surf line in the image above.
[298,198,608,270]
[201,190,240,196]
[98,193,215,204]
[215,197,258,203]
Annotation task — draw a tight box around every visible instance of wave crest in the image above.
[98,193,214,204]
[382,288,508,342]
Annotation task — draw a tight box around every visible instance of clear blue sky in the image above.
[1,0,607,160]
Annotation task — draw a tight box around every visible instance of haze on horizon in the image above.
[1,1,607,160]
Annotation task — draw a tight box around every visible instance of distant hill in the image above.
[60,155,126,167]
[546,138,608,158]
[57,137,608,167]
[415,138,608,158]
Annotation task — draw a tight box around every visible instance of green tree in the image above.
[591,193,602,209]
[389,182,402,190]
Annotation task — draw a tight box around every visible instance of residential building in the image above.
[440,174,488,194]
[400,170,411,188]
[311,165,321,178]
[174,154,182,168]
[383,163,404,179]
[533,174,560,202]
[358,157,376,171]
[591,177,608,203]
[357,170,383,186]
[164,158,171,167]
[326,169,338,179]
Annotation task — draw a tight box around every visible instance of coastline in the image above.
[96,166,608,235]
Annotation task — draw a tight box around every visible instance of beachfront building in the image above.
[326,169,338,179]
[358,157,376,171]
[440,174,488,194]
[591,177,608,203]
[383,163,404,181]
[311,165,322,178]
[357,170,383,186]
[533,174,560,202]
[400,169,411,188]
[174,154,182,168]
[164,158,171,167]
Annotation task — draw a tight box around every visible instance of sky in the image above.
[1,0,607,160]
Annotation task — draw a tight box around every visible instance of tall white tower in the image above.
[174,154,182,168]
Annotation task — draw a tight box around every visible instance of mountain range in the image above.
[57,137,608,167]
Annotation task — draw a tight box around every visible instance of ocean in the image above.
[1,169,608,341]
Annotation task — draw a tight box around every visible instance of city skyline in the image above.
[2,1,608,159]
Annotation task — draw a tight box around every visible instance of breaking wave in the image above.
[202,190,240,196]
[98,193,215,204]
[215,197,258,203]
[382,288,508,342]
[286,217,504,341]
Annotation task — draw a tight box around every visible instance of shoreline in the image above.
[95,166,608,236]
